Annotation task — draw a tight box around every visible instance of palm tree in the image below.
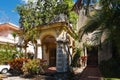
[12,32,17,44]
[78,0,120,56]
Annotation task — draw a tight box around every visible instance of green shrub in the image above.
[71,48,81,67]
[39,59,48,70]
[8,58,28,74]
[99,58,120,78]
[22,59,46,75]
[0,44,24,64]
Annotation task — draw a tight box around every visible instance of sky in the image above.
[0,0,22,26]
[0,0,77,26]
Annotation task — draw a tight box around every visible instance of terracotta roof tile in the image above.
[0,23,19,32]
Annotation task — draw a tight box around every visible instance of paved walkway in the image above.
[2,66,103,80]
[44,67,56,73]
[73,66,103,80]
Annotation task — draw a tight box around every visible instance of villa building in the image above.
[0,21,75,73]
[37,22,76,72]
[0,0,112,73]
[0,23,19,46]
[73,0,112,66]
[18,21,76,72]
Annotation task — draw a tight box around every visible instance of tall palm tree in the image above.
[78,0,120,56]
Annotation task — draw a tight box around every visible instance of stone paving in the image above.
[3,76,32,80]
[1,66,103,80]
[73,66,86,74]
[1,73,32,80]
[73,66,103,80]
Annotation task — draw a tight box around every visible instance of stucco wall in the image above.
[98,41,112,63]
[0,31,19,44]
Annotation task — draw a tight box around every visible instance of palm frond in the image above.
[91,30,103,45]
[78,11,103,41]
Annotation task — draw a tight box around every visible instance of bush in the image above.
[8,58,28,74]
[39,59,48,70]
[0,44,24,64]
[22,59,47,75]
[99,58,120,78]
[71,48,81,67]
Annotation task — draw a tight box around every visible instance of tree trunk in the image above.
[24,46,27,58]
[34,43,38,59]
[33,40,38,59]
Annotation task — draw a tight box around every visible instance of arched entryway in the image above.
[42,35,56,67]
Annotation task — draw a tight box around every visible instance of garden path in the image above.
[75,66,103,80]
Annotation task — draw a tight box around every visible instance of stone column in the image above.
[56,40,68,72]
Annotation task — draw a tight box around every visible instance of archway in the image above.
[42,35,56,67]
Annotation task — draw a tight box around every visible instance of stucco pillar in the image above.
[56,40,68,72]
[37,45,42,59]
[37,39,42,59]
[84,47,87,66]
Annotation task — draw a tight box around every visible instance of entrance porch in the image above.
[37,22,75,72]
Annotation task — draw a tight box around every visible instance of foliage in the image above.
[8,58,28,73]
[39,59,48,70]
[71,48,81,67]
[0,45,12,64]
[0,44,23,64]
[64,0,78,29]
[27,52,34,59]
[103,78,120,80]
[12,32,17,39]
[16,0,78,30]
[16,0,78,58]
[79,0,120,55]
[99,58,120,78]
[17,0,78,29]
[22,59,45,75]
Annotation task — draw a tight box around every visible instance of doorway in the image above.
[49,48,56,67]
[87,46,98,66]
[42,35,56,67]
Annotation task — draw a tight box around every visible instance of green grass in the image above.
[103,78,120,80]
